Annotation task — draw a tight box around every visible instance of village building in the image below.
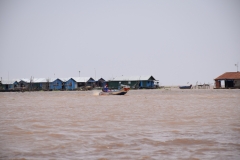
[95,78,106,87]
[19,79,31,90]
[108,75,157,89]
[49,78,68,90]
[0,80,19,90]
[214,72,240,89]
[65,77,95,90]
[32,78,51,90]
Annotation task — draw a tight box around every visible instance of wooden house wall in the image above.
[2,84,14,90]
[108,80,154,89]
[50,79,64,90]
[77,82,86,87]
[41,83,49,90]
[234,80,240,87]
[87,78,96,86]
[32,83,41,90]
[1,82,18,90]
[65,79,77,90]
[32,83,49,90]
[96,79,106,87]
[19,81,29,89]
[108,81,121,89]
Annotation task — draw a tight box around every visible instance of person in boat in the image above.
[102,84,108,92]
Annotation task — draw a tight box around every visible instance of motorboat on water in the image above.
[99,85,130,95]
[179,84,192,89]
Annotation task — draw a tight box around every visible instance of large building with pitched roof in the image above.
[214,72,240,89]
[49,78,68,90]
[32,78,51,90]
[108,75,157,89]
[65,77,95,90]
[0,79,19,90]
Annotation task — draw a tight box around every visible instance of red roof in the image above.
[215,72,240,80]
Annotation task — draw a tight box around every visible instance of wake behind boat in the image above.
[99,85,130,95]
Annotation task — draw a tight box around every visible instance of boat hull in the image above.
[99,87,130,96]
[179,85,192,89]
[99,91,127,95]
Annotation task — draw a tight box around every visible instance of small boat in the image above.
[99,85,130,95]
[179,85,192,89]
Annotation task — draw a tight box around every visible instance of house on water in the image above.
[49,78,68,90]
[214,72,240,89]
[65,77,96,90]
[0,79,19,90]
[95,78,106,87]
[108,75,157,89]
[19,79,31,90]
[32,78,51,90]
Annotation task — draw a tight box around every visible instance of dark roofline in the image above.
[150,75,156,81]
[51,78,65,82]
[97,78,106,81]
[68,77,96,83]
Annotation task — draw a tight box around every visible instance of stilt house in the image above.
[108,75,157,89]
[0,80,19,90]
[96,78,106,87]
[19,79,31,90]
[32,78,51,90]
[49,78,68,90]
[65,77,95,90]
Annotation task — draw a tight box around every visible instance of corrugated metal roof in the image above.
[0,80,18,84]
[50,78,69,82]
[58,78,69,82]
[32,78,53,83]
[215,72,240,80]
[71,77,94,82]
[96,77,106,81]
[110,75,156,81]
[18,78,54,83]
[20,78,31,83]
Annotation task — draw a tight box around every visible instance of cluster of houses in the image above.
[2,71,239,91]
[0,75,159,91]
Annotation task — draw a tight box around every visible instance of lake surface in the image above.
[0,89,240,159]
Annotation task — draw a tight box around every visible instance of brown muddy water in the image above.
[0,89,240,159]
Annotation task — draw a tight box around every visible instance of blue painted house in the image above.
[65,77,95,90]
[49,78,67,90]
[0,79,19,90]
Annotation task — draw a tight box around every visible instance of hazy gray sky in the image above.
[1,0,240,85]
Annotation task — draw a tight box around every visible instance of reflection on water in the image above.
[0,90,240,159]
